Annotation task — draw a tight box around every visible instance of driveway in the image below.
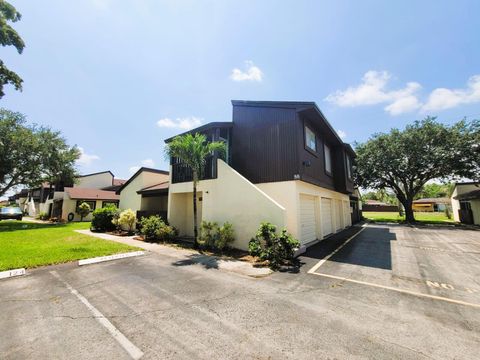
[1,224,479,359]
[303,224,480,306]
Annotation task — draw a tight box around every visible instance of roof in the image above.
[137,181,169,195]
[413,198,451,204]
[113,178,126,186]
[164,122,233,143]
[65,187,120,201]
[116,167,169,194]
[78,170,114,178]
[454,189,480,201]
[364,200,389,206]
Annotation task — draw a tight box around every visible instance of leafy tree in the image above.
[0,0,25,98]
[0,109,80,197]
[355,117,478,223]
[415,182,451,199]
[77,202,91,222]
[164,133,226,248]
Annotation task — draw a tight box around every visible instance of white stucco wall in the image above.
[61,198,103,222]
[168,160,286,250]
[258,180,351,244]
[119,171,169,212]
[76,172,113,189]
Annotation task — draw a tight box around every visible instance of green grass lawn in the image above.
[363,211,456,224]
[0,220,138,271]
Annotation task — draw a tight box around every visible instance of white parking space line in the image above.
[307,225,367,274]
[311,272,480,309]
[78,251,145,266]
[50,271,144,359]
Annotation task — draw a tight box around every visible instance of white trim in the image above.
[0,268,26,280]
[78,251,145,266]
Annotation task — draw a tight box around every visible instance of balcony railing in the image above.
[171,156,216,184]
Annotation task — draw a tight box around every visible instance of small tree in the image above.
[77,202,91,222]
[118,209,136,234]
[164,133,226,248]
[355,117,479,223]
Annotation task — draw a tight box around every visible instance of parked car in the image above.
[0,207,23,221]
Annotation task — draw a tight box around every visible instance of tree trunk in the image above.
[403,197,416,223]
[192,175,199,249]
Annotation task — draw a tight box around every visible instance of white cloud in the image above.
[422,75,480,112]
[90,0,111,10]
[157,116,203,130]
[230,61,263,82]
[76,147,100,166]
[337,130,347,139]
[141,158,155,167]
[129,159,156,174]
[325,71,422,115]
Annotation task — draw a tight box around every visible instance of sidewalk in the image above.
[75,229,272,278]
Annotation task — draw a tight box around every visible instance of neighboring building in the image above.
[412,198,451,212]
[451,182,480,225]
[117,167,169,221]
[362,200,399,212]
[166,100,357,252]
[13,171,125,221]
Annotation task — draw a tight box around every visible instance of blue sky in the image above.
[3,0,480,180]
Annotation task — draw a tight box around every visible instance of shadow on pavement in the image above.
[171,253,220,270]
[302,226,397,271]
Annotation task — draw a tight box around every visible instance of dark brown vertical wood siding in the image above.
[231,105,299,184]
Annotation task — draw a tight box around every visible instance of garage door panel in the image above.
[300,195,316,245]
[321,198,333,237]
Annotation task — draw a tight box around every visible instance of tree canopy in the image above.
[355,117,479,222]
[0,0,24,98]
[0,108,80,197]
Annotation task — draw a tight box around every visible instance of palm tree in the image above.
[165,133,226,248]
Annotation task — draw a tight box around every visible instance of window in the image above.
[346,155,352,179]
[76,200,96,212]
[305,126,317,152]
[102,201,119,208]
[324,144,332,175]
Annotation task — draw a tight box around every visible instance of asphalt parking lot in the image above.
[1,224,480,359]
[304,224,480,307]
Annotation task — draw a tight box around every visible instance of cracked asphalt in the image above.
[1,224,480,359]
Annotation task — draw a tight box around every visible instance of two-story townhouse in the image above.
[166,100,359,252]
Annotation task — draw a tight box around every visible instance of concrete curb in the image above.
[0,268,26,280]
[78,251,146,266]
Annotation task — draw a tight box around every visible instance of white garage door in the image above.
[321,198,333,237]
[335,199,344,232]
[300,195,317,245]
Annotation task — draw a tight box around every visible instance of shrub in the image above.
[248,222,300,270]
[199,221,235,251]
[140,215,163,241]
[199,221,218,248]
[156,222,177,241]
[91,206,118,232]
[76,202,91,221]
[217,222,235,250]
[37,212,49,221]
[117,209,136,233]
